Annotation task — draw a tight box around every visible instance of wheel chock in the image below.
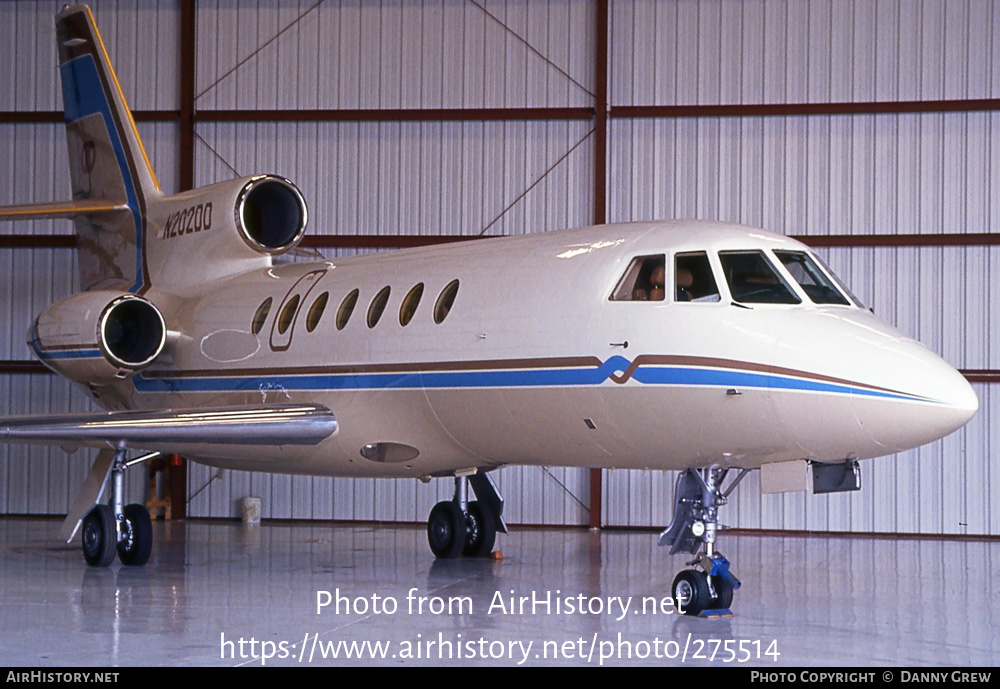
[698,608,734,619]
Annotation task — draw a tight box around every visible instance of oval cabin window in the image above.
[305,292,329,332]
[277,294,301,335]
[251,297,273,335]
[399,283,424,326]
[336,289,359,330]
[433,279,460,324]
[367,286,391,328]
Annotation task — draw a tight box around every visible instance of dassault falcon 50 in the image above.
[0,4,977,615]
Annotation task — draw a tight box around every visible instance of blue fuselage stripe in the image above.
[35,349,103,361]
[131,363,927,403]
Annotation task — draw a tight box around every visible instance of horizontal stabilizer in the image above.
[0,199,127,221]
[0,404,338,451]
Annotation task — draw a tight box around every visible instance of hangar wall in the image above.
[1,0,996,535]
[603,0,1000,535]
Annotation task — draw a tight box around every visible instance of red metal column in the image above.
[589,0,609,530]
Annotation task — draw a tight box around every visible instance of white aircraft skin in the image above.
[69,222,974,479]
[0,5,979,614]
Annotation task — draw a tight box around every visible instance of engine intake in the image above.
[99,295,166,369]
[235,176,308,254]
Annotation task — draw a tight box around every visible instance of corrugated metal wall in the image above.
[196,0,595,109]
[186,0,595,524]
[613,0,1000,105]
[2,0,996,535]
[604,0,998,535]
[0,0,179,516]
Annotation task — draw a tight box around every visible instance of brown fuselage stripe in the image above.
[139,354,921,399]
[2,359,993,386]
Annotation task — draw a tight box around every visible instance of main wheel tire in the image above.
[117,503,152,566]
[427,501,465,558]
[673,569,710,616]
[463,501,496,558]
[82,505,116,567]
[708,575,734,609]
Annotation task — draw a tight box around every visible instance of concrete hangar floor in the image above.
[0,517,997,667]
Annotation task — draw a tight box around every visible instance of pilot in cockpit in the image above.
[675,266,694,301]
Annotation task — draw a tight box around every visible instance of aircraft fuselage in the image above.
[84,220,977,480]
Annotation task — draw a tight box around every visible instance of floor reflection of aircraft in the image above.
[0,4,977,615]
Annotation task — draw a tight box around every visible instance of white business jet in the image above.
[0,4,978,615]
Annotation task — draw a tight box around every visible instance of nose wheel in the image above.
[427,473,506,559]
[659,467,747,615]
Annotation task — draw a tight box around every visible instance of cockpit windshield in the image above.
[611,247,862,309]
[718,251,801,304]
[773,251,850,305]
[809,252,865,308]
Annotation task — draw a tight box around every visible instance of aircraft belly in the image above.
[130,389,484,479]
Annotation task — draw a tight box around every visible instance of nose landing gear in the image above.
[427,472,507,559]
[660,467,748,616]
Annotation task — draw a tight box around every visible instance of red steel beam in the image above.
[5,233,1000,250]
[613,99,1000,119]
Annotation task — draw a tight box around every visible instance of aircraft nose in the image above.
[857,345,978,453]
[924,360,979,424]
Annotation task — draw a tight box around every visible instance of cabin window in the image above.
[434,279,460,324]
[335,289,359,330]
[718,251,801,304]
[367,286,391,328]
[399,283,424,326]
[610,255,666,301]
[773,251,850,305]
[277,294,301,334]
[251,297,272,335]
[674,252,720,302]
[305,291,330,332]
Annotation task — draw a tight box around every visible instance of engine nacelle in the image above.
[31,291,166,385]
[156,174,307,256]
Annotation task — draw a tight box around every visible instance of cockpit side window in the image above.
[773,250,850,305]
[718,251,801,304]
[810,252,865,308]
[674,252,720,302]
[610,255,666,301]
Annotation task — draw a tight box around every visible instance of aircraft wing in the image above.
[1,404,338,543]
[0,199,128,221]
[0,404,339,451]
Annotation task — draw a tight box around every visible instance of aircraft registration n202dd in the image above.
[0,4,978,616]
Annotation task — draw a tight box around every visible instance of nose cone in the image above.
[854,339,978,454]
[940,366,979,418]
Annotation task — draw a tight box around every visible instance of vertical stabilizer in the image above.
[56,4,161,293]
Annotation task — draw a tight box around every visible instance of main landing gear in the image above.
[427,472,507,559]
[81,448,155,567]
[659,467,749,616]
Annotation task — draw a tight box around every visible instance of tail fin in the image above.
[0,5,159,292]
[56,3,159,292]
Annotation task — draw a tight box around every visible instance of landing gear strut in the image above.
[659,467,748,616]
[81,448,156,567]
[427,472,506,559]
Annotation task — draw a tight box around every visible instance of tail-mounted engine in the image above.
[234,176,308,254]
[148,174,309,290]
[155,174,307,254]
[31,291,166,385]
